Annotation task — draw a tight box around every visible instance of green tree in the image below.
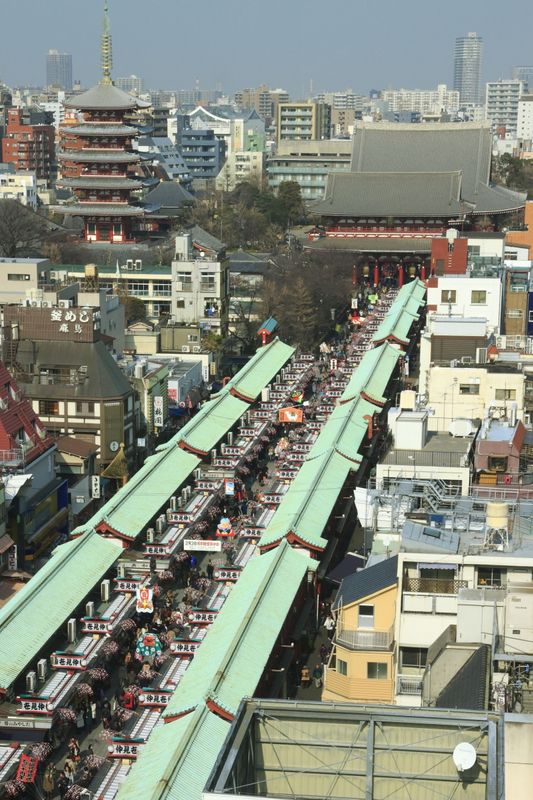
[277,181,304,226]
[121,295,147,324]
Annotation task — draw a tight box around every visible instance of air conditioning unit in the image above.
[170,495,177,511]
[86,601,95,618]
[181,488,188,504]
[156,516,165,534]
[220,443,226,454]
[184,486,192,500]
[37,659,48,681]
[101,579,110,602]
[40,300,51,308]
[117,564,126,579]
[134,260,142,271]
[181,345,190,353]
[30,300,40,308]
[461,356,473,364]
[211,448,217,462]
[58,299,72,309]
[227,431,234,446]
[496,336,505,348]
[67,618,77,643]
[261,387,270,402]
[194,468,201,481]
[26,671,37,694]
[450,359,459,368]
[192,346,201,353]
[126,259,134,270]
[0,398,7,411]
[146,528,155,543]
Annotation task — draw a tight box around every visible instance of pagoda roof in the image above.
[63,123,139,136]
[64,82,150,111]
[58,150,142,163]
[50,202,158,217]
[57,176,151,190]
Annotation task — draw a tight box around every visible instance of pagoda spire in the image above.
[100,0,113,85]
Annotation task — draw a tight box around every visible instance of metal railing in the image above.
[336,626,394,651]
[404,578,468,594]
[396,674,423,695]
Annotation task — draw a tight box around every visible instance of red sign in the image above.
[278,407,304,423]
[16,754,39,783]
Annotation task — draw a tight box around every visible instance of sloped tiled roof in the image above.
[333,556,398,610]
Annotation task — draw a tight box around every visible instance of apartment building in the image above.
[216,150,263,192]
[517,94,533,140]
[485,80,526,137]
[381,84,460,116]
[0,164,38,208]
[267,139,351,200]
[1,108,55,181]
[276,101,331,144]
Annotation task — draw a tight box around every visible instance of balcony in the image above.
[335,625,394,651]
[396,673,423,696]
[404,577,468,594]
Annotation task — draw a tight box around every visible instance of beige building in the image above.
[215,150,263,192]
[324,557,398,704]
[276,101,331,144]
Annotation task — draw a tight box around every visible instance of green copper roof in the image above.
[259,450,353,550]
[163,541,314,720]
[223,337,295,400]
[116,705,230,800]
[84,447,200,539]
[372,286,425,345]
[341,342,402,404]
[311,397,372,463]
[177,393,249,455]
[0,531,122,690]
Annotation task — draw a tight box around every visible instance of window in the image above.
[488,455,508,472]
[129,281,149,296]
[8,273,30,281]
[337,659,348,676]
[75,401,95,416]
[478,566,505,587]
[399,647,427,670]
[152,281,172,297]
[441,289,456,304]
[529,311,533,323]
[459,384,480,395]
[358,604,374,628]
[471,290,487,304]
[495,388,516,401]
[153,302,171,316]
[367,662,388,679]
[176,299,185,309]
[177,271,192,286]
[39,400,59,416]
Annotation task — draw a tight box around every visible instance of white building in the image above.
[172,230,228,335]
[215,151,263,192]
[0,166,38,208]
[485,80,526,137]
[381,84,460,116]
[426,275,503,333]
[187,106,265,156]
[517,94,533,141]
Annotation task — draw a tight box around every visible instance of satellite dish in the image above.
[453,742,477,772]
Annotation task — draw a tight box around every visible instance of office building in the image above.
[46,50,73,91]
[267,138,351,200]
[453,32,483,104]
[485,79,526,137]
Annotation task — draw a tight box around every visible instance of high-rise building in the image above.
[453,32,483,104]
[46,50,73,91]
[485,79,526,137]
[276,101,331,144]
[512,66,533,91]
[115,74,144,95]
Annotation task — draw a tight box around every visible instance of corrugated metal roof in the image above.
[0,531,122,690]
[163,542,314,720]
[115,705,230,800]
[259,450,352,550]
[86,447,200,539]
[223,337,294,400]
[341,343,401,404]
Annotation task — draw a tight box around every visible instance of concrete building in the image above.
[485,80,526,137]
[517,94,533,141]
[512,65,533,90]
[175,127,224,182]
[114,74,144,95]
[172,228,228,336]
[215,150,263,191]
[426,274,503,333]
[134,135,191,186]
[276,101,331,143]
[127,358,169,448]
[1,108,55,182]
[234,84,289,122]
[0,164,38,208]
[267,139,351,201]
[187,105,266,155]
[454,32,483,104]
[381,84,460,116]
[46,50,72,91]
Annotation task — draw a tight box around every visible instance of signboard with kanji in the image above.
[213,567,241,582]
[17,698,51,716]
[114,578,140,593]
[144,543,169,557]
[196,480,220,491]
[183,539,222,552]
[167,511,191,524]
[153,395,164,428]
[139,690,172,707]
[81,618,112,635]
[108,740,142,759]
[50,652,87,670]
[188,610,218,625]
[170,640,200,656]
[16,754,39,782]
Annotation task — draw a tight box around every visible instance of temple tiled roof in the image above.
[64,82,150,111]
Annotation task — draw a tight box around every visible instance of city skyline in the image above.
[0,0,532,97]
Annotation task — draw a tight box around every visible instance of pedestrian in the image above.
[300,665,311,687]
[324,615,335,639]
[75,707,85,731]
[320,643,329,664]
[206,560,214,581]
[57,770,69,799]
[43,763,56,800]
[64,757,76,785]
[312,662,324,689]
[68,737,80,762]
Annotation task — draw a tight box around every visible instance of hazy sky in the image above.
[1,0,532,96]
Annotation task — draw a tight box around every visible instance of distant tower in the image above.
[46,50,73,91]
[453,32,483,104]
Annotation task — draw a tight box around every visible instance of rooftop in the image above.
[382,431,472,468]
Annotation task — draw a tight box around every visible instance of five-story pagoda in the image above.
[54,1,157,243]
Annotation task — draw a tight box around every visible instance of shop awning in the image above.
[418,562,456,571]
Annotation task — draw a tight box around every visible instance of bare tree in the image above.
[0,200,51,257]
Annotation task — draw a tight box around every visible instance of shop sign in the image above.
[108,740,141,759]
[239,527,261,538]
[252,410,272,420]
[167,511,191,524]
[189,610,218,625]
[170,640,200,656]
[223,447,241,457]
[213,457,237,468]
[17,699,52,716]
[81,618,112,635]
[138,690,172,707]
[16,754,39,783]
[196,480,220,491]
[91,476,101,499]
[183,539,222,552]
[213,567,241,582]
[262,493,282,505]
[153,396,164,428]
[114,578,140,593]
[224,478,235,495]
[239,427,256,437]
[144,544,169,556]
[7,544,17,571]
[50,653,87,670]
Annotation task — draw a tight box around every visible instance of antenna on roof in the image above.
[101,0,113,86]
